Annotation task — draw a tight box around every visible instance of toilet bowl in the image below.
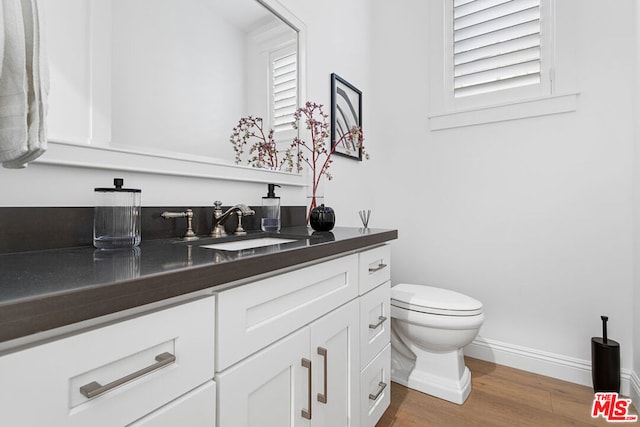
[390,283,485,405]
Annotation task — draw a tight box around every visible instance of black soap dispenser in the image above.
[261,184,281,232]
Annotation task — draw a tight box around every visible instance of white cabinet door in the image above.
[128,381,215,427]
[216,328,311,427]
[309,300,360,427]
[216,301,360,427]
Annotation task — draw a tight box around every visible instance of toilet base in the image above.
[390,335,472,405]
[391,363,472,405]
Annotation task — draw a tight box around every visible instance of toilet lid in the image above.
[391,283,483,316]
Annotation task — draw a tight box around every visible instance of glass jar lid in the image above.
[95,178,141,193]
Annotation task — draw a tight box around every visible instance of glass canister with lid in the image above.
[93,178,141,249]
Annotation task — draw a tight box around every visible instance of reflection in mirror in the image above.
[42,0,299,166]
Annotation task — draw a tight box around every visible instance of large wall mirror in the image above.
[39,0,305,184]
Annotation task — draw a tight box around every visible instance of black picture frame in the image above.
[331,73,362,160]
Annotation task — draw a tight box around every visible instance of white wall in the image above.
[42,0,91,143]
[277,0,378,228]
[634,1,640,404]
[370,0,638,389]
[110,0,247,159]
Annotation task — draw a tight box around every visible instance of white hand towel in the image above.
[0,0,48,169]
[0,0,28,164]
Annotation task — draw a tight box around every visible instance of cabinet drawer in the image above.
[128,381,216,427]
[360,344,391,427]
[358,245,391,295]
[0,296,215,427]
[360,281,391,369]
[216,254,358,371]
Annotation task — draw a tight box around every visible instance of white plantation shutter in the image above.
[272,51,297,133]
[453,0,542,98]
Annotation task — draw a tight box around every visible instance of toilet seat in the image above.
[391,284,483,316]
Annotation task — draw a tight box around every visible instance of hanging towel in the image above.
[0,0,48,169]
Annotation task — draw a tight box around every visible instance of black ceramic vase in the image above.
[310,204,335,232]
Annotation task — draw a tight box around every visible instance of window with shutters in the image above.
[270,45,297,141]
[428,0,576,129]
[453,0,544,99]
[446,0,553,108]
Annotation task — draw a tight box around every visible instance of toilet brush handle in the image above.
[601,315,608,343]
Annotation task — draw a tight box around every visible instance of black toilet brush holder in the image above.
[591,315,620,393]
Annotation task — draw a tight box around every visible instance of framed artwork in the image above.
[331,73,362,160]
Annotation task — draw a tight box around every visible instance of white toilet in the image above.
[390,283,485,405]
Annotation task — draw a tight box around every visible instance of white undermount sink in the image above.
[200,237,298,251]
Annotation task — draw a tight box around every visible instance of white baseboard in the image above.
[631,371,640,410]
[464,336,635,398]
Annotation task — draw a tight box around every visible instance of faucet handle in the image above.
[161,209,199,241]
[211,201,226,238]
[234,211,247,236]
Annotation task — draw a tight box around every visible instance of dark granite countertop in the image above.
[0,226,397,344]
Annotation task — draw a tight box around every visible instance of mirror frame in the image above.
[36,0,307,187]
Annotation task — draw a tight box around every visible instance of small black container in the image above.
[591,315,620,393]
[309,204,335,232]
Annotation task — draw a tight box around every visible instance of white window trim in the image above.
[429,92,577,130]
[428,0,577,130]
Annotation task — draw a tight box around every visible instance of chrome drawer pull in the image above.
[301,358,312,420]
[317,347,328,404]
[369,381,388,401]
[369,316,387,330]
[369,263,387,273]
[79,352,176,399]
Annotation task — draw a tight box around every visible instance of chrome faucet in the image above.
[210,201,255,237]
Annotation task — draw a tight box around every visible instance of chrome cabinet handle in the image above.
[317,347,328,404]
[369,316,387,330]
[80,352,176,399]
[369,381,388,401]
[301,358,312,420]
[368,263,387,273]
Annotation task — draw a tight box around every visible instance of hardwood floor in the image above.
[377,357,639,427]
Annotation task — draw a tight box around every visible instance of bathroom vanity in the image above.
[0,227,396,427]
